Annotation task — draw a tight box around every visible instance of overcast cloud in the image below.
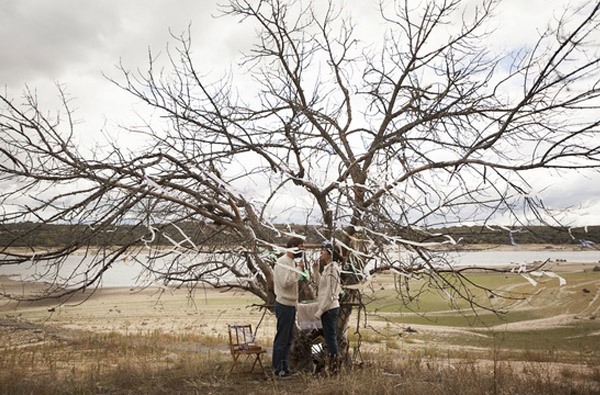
[1,0,599,226]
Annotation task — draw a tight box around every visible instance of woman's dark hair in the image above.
[322,242,342,262]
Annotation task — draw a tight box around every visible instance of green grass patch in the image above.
[365,272,538,313]
[473,323,600,354]
[366,271,599,323]
[378,309,545,327]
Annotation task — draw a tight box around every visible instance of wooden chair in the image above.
[227,324,268,377]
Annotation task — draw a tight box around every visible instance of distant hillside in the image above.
[435,225,599,246]
[0,222,598,248]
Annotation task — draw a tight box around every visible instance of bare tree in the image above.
[1,0,600,365]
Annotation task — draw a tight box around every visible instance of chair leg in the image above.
[255,354,269,379]
[230,352,268,378]
[229,354,240,374]
[250,354,259,372]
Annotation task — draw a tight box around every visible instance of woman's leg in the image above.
[320,307,339,357]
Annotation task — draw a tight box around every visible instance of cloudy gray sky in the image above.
[2,0,599,226]
[1,0,247,132]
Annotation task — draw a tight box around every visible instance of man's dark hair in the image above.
[286,237,304,248]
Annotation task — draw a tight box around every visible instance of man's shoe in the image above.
[274,370,292,380]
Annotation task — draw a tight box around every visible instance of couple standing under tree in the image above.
[271,236,343,378]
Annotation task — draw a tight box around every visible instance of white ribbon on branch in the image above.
[530,270,567,286]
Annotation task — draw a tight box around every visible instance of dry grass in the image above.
[1,330,598,395]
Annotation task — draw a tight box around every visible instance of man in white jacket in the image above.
[272,236,305,378]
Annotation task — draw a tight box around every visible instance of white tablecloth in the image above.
[297,302,322,330]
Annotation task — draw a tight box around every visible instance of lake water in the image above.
[447,249,599,267]
[1,249,598,288]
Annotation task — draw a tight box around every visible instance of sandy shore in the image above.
[0,275,276,348]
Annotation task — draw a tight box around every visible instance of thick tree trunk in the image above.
[336,290,359,367]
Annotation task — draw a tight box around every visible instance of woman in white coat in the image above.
[313,242,342,370]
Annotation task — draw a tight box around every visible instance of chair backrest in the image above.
[228,324,259,354]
